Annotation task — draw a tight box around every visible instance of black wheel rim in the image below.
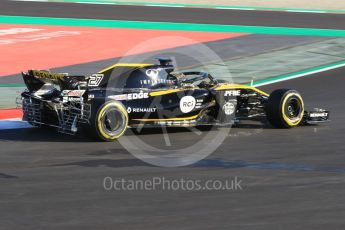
[101,107,126,137]
[285,97,302,119]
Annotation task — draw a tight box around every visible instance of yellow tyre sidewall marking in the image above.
[281,92,304,127]
[97,102,128,140]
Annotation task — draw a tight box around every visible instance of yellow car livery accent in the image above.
[133,114,199,122]
[98,63,153,74]
[281,92,304,127]
[149,88,189,97]
[97,102,128,140]
[32,70,65,80]
[213,84,269,97]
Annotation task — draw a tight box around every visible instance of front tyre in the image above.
[93,100,128,141]
[266,89,304,128]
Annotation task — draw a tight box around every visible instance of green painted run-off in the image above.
[1,15,345,37]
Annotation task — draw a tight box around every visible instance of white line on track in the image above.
[253,61,345,87]
[286,10,328,14]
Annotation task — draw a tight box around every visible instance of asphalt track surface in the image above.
[1,0,345,29]
[1,1,345,229]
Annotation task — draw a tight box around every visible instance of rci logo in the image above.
[180,96,196,113]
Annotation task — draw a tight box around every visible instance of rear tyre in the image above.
[90,100,128,141]
[266,89,304,128]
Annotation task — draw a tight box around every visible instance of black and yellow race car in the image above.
[18,58,329,141]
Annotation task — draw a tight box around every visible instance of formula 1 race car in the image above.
[18,58,329,141]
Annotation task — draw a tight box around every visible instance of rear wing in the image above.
[22,70,88,92]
